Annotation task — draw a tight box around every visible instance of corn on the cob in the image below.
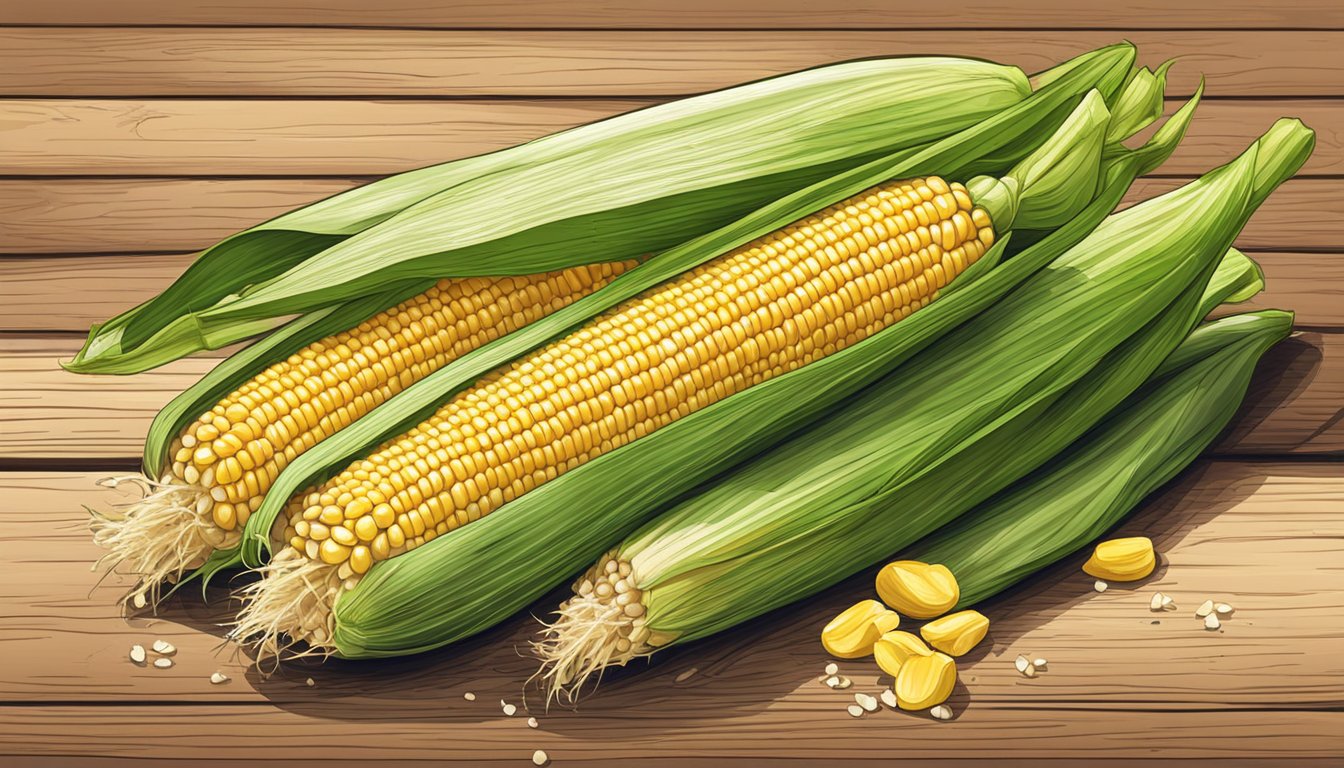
[238,72,1185,661]
[70,47,1137,375]
[91,262,634,606]
[909,310,1293,608]
[534,121,1311,697]
[236,172,997,654]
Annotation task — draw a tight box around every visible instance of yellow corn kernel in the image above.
[821,599,901,659]
[283,177,995,576]
[894,651,957,710]
[875,560,959,619]
[1082,536,1155,581]
[919,610,989,657]
[873,630,932,677]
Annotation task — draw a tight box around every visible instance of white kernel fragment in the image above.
[1033,658,1048,669]
[463,692,476,701]
[854,693,879,712]
[501,701,517,716]
[532,749,549,766]
[151,639,176,656]
[880,689,898,709]
[527,717,539,729]
[1204,613,1221,631]
[210,672,229,685]
[930,704,954,720]
[824,662,839,676]
[129,645,146,665]
[1195,599,1215,618]
[153,658,173,669]
[846,704,864,718]
[1094,580,1108,593]
[1215,602,1234,615]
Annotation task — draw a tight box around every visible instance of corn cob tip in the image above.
[230,547,341,661]
[90,474,230,610]
[532,555,665,703]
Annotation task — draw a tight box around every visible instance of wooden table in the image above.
[1,3,1341,765]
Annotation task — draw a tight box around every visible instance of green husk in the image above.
[911,309,1293,607]
[69,50,1115,375]
[531,120,1311,693]
[310,88,1200,660]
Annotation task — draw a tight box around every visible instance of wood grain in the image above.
[1,98,1338,177]
[5,251,1341,333]
[2,331,1339,463]
[0,29,1340,97]
[1,178,1338,255]
[1,462,1340,747]
[3,1,1343,29]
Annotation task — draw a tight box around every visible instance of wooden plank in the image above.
[1,178,1338,255]
[0,29,1340,97]
[1,98,1339,177]
[6,250,1340,334]
[3,1,1342,29]
[1,707,1339,765]
[1,330,1339,462]
[0,463,1341,761]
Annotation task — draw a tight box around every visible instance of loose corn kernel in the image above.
[873,630,932,678]
[821,599,901,659]
[1082,536,1155,581]
[894,651,957,711]
[919,610,989,657]
[875,560,959,619]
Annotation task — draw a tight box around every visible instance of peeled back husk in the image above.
[69,49,1138,374]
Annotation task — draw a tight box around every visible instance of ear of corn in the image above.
[534,121,1311,695]
[68,49,1140,374]
[254,84,1196,662]
[91,264,635,605]
[910,309,1293,607]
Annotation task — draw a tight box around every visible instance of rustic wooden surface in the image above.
[0,3,1340,765]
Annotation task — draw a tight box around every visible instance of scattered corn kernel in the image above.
[894,651,956,710]
[873,631,933,678]
[919,610,989,657]
[1082,536,1156,581]
[854,692,880,712]
[822,599,901,659]
[875,561,959,619]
